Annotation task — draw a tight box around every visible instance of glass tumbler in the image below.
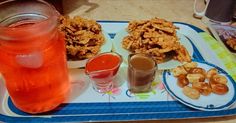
[85,52,122,93]
[128,53,157,93]
[0,0,71,114]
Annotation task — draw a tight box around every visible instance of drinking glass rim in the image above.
[85,52,123,75]
[128,53,157,72]
[0,0,59,30]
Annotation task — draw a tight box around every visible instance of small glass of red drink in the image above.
[85,52,122,93]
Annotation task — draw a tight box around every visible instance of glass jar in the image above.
[0,0,71,114]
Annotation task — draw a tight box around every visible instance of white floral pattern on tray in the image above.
[162,60,236,111]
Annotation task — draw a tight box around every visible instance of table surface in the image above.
[62,0,236,122]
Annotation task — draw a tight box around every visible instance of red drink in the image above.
[0,0,70,114]
[85,52,122,93]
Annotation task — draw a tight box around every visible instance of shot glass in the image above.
[85,52,122,93]
[128,53,157,93]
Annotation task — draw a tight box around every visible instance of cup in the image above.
[85,52,122,93]
[128,53,157,93]
[194,0,236,24]
[0,0,71,114]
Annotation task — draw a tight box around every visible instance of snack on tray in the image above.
[172,62,229,100]
[186,74,205,83]
[206,68,218,80]
[172,66,187,77]
[226,38,236,50]
[192,82,212,96]
[212,24,236,52]
[122,17,191,63]
[210,80,229,95]
[183,86,200,100]
[177,74,189,88]
[59,16,105,60]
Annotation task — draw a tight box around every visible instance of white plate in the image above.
[67,31,113,68]
[162,60,236,111]
[112,29,194,70]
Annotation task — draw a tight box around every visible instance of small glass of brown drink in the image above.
[128,53,157,93]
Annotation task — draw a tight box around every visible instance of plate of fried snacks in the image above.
[113,17,193,70]
[163,60,236,111]
[209,24,236,54]
[59,16,112,68]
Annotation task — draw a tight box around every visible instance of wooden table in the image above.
[62,0,236,122]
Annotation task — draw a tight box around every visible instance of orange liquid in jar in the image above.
[0,22,70,114]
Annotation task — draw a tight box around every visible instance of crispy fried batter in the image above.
[59,16,105,60]
[226,38,236,50]
[122,17,191,63]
